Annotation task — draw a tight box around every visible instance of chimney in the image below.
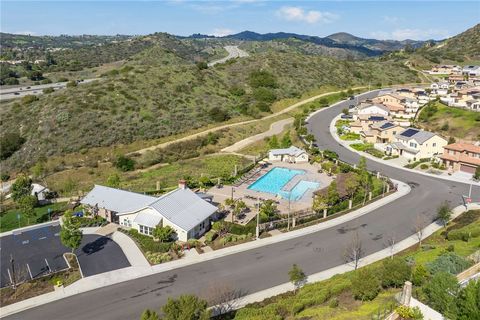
[178,179,187,190]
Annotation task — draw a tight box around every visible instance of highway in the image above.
[207,46,249,67]
[5,90,479,320]
[0,79,99,101]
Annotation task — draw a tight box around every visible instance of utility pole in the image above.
[287,192,291,231]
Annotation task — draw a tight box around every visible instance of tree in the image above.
[233,200,247,219]
[342,108,349,115]
[412,264,429,286]
[140,309,159,320]
[413,213,428,247]
[152,226,175,242]
[280,132,292,148]
[288,264,306,293]
[195,61,208,70]
[326,181,339,207]
[161,295,210,320]
[259,200,277,219]
[0,132,25,160]
[29,70,43,81]
[424,272,459,315]
[351,268,381,301]
[18,195,38,224]
[474,166,480,181]
[203,282,246,315]
[344,231,363,270]
[312,193,328,214]
[268,135,279,149]
[380,257,412,288]
[345,173,360,201]
[114,155,135,172]
[437,201,452,231]
[60,212,83,253]
[11,174,32,202]
[106,173,121,188]
[456,280,480,320]
[31,161,46,180]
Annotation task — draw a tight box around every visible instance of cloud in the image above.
[276,6,338,24]
[370,28,450,41]
[382,16,401,24]
[210,28,235,37]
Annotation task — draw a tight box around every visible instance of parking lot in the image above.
[0,223,130,287]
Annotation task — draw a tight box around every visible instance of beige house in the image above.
[440,142,480,174]
[368,121,403,143]
[268,146,309,163]
[386,128,447,160]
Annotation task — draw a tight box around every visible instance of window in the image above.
[433,143,436,147]
[409,142,417,148]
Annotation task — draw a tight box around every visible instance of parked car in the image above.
[349,96,355,100]
[341,114,353,119]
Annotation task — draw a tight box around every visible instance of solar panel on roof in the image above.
[381,123,394,129]
[401,128,419,137]
[369,116,385,121]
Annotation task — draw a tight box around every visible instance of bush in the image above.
[253,87,276,103]
[351,268,381,301]
[114,155,135,172]
[0,132,25,160]
[204,230,218,243]
[21,95,38,104]
[420,163,429,170]
[380,257,412,288]
[125,229,173,253]
[448,225,480,241]
[249,70,277,88]
[395,306,424,320]
[424,272,459,315]
[328,297,339,308]
[43,87,54,94]
[426,252,471,275]
[412,264,429,286]
[66,80,77,88]
[145,251,172,264]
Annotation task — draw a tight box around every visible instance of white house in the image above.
[268,146,309,163]
[357,104,390,117]
[31,183,50,202]
[82,182,218,242]
[462,65,480,77]
[386,128,447,160]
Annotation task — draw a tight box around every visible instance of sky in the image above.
[1,1,479,40]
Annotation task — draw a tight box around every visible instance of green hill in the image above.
[0,40,419,173]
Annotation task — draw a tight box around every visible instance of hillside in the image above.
[408,24,480,66]
[0,45,419,172]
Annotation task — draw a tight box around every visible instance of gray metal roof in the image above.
[133,209,163,228]
[396,127,437,144]
[80,185,156,213]
[148,188,217,231]
[270,146,306,157]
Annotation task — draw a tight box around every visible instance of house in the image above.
[382,102,408,119]
[373,93,405,105]
[386,128,447,160]
[31,183,50,202]
[82,182,218,241]
[268,146,309,163]
[368,121,403,143]
[466,99,480,112]
[357,104,390,117]
[440,142,480,174]
[430,81,450,96]
[462,65,480,77]
[81,185,157,223]
[449,74,465,83]
[430,65,461,75]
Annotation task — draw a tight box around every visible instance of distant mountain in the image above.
[182,30,430,57]
[428,23,480,60]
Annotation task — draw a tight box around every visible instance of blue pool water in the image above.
[279,180,320,201]
[248,167,304,195]
[248,167,321,201]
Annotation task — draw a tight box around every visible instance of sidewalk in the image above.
[211,203,480,314]
[328,113,480,187]
[0,179,410,318]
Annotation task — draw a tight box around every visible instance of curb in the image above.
[212,203,480,314]
[0,180,410,318]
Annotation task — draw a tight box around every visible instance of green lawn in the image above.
[418,101,480,140]
[340,133,360,141]
[0,202,67,232]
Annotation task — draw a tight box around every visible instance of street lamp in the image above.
[256,197,260,240]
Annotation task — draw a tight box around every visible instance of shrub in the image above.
[426,252,471,275]
[351,268,381,301]
[424,272,459,315]
[0,132,25,160]
[380,257,412,288]
[114,155,135,171]
[412,264,429,286]
[125,229,172,253]
[249,70,277,88]
[253,87,276,103]
[395,306,424,320]
[21,94,38,104]
[66,80,78,88]
[328,297,339,308]
[145,251,172,264]
[420,163,429,170]
[204,230,218,243]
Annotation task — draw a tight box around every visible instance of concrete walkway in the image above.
[221,118,293,153]
[409,298,443,320]
[210,203,480,314]
[0,179,410,317]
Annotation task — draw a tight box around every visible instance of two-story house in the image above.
[440,142,480,174]
[386,128,447,160]
[361,121,403,144]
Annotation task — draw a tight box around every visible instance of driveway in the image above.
[6,90,480,320]
[0,224,130,287]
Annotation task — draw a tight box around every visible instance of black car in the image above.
[341,114,353,119]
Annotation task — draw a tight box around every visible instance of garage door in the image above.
[460,164,476,174]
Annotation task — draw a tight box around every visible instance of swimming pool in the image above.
[279,180,320,201]
[248,167,304,195]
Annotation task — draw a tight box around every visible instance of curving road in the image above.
[207,46,249,67]
[5,90,479,320]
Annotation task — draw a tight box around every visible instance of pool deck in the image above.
[207,162,333,224]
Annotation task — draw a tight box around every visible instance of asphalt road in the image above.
[0,225,130,288]
[5,90,479,320]
[0,79,99,101]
